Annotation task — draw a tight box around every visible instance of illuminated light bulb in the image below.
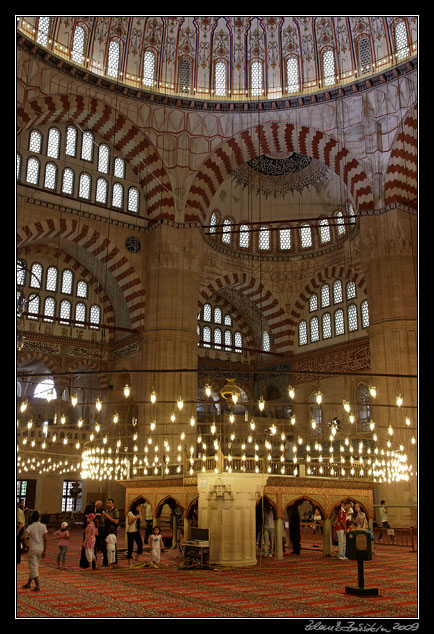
[190,416,196,427]
[343,400,350,413]
[63,438,68,445]
[113,413,119,424]
[231,391,239,405]
[270,424,277,435]
[331,426,337,436]
[177,396,184,410]
[229,413,235,424]
[230,433,235,441]
[205,384,212,398]
[373,433,377,442]
[345,437,349,446]
[258,396,265,411]
[250,420,256,431]
[71,393,78,407]
[77,418,83,428]
[150,421,156,431]
[369,386,376,398]
[20,400,28,413]
[369,420,375,431]
[96,398,102,412]
[211,423,216,435]
[405,417,411,426]
[290,416,296,425]
[180,431,185,440]
[349,414,355,424]
[411,436,416,445]
[288,385,295,399]
[150,390,157,404]
[169,412,175,423]
[46,390,54,403]
[311,419,317,430]
[95,423,100,433]
[298,436,303,445]
[75,441,80,449]
[388,425,393,436]
[124,383,130,398]
[27,419,33,430]
[316,391,323,405]
[60,415,66,425]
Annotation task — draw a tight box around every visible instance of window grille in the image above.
[348,303,358,332]
[279,227,291,250]
[61,270,73,295]
[361,300,369,328]
[394,20,409,61]
[251,60,263,96]
[95,178,108,204]
[45,266,58,292]
[81,132,93,162]
[72,24,86,64]
[215,61,227,96]
[346,281,357,300]
[79,173,91,199]
[44,162,57,190]
[62,168,74,195]
[310,316,320,342]
[98,145,110,173]
[321,284,330,308]
[62,480,82,512]
[322,312,332,339]
[26,157,40,185]
[239,225,250,248]
[60,299,71,325]
[112,183,123,208]
[322,48,335,86]
[309,295,318,312]
[37,17,50,47]
[77,280,88,298]
[90,305,100,329]
[299,320,307,346]
[203,326,211,348]
[319,219,331,243]
[222,219,231,244]
[357,35,372,76]
[128,188,139,213]
[224,314,232,326]
[214,327,222,350]
[262,330,270,352]
[65,126,77,157]
[234,331,242,351]
[214,307,222,324]
[47,127,60,159]
[287,56,299,92]
[108,39,121,77]
[348,202,357,225]
[300,224,312,248]
[29,130,42,154]
[336,211,345,234]
[143,50,155,86]
[75,302,86,324]
[203,303,211,322]
[43,296,55,322]
[259,226,270,250]
[225,329,232,351]
[334,308,345,335]
[28,294,40,319]
[333,280,343,304]
[17,153,21,180]
[17,260,26,286]
[210,213,217,234]
[114,157,125,179]
[30,263,42,289]
[179,58,191,93]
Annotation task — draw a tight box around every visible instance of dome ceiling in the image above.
[18,16,417,101]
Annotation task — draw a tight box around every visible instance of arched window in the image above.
[62,168,75,195]
[259,226,270,250]
[197,324,201,344]
[127,187,139,213]
[298,320,307,346]
[239,224,250,248]
[17,153,21,180]
[336,211,345,235]
[114,157,125,179]
[43,296,56,322]
[322,312,332,339]
[90,305,101,329]
[320,284,330,308]
[222,219,231,244]
[143,50,156,86]
[333,280,343,304]
[346,281,357,300]
[300,224,312,248]
[44,162,57,190]
[309,295,318,312]
[107,38,121,77]
[45,266,58,292]
[348,303,358,332]
[355,383,371,432]
[61,269,73,295]
[394,19,409,61]
[27,294,40,319]
[30,263,43,289]
[179,57,192,94]
[26,157,40,185]
[203,303,211,322]
[210,212,217,234]
[75,302,86,325]
[37,17,51,47]
[310,316,320,342]
[361,299,369,328]
[319,218,331,243]
[112,183,124,208]
[78,173,91,199]
[279,227,291,250]
[357,35,372,76]
[348,202,356,225]
[98,144,110,173]
[34,377,57,400]
[95,177,108,204]
[215,60,227,97]
[214,307,222,324]
[251,60,263,96]
[225,329,232,351]
[17,259,26,286]
[81,131,94,162]
[224,313,232,326]
[59,299,72,325]
[322,48,335,86]
[234,331,243,352]
[47,127,61,159]
[214,327,222,350]
[262,330,270,352]
[72,24,86,64]
[29,130,42,154]
[286,55,299,92]
[65,126,78,157]
[334,308,345,336]
[76,280,88,298]
[203,325,211,348]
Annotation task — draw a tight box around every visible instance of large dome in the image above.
[17,16,417,102]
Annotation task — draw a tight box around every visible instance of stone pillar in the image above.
[184,517,191,541]
[197,472,267,566]
[369,518,375,554]
[275,518,283,560]
[323,518,332,557]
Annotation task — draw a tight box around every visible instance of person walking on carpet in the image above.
[22,510,48,591]
[53,521,70,569]
[149,526,165,568]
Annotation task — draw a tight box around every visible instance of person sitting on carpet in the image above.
[149,526,165,568]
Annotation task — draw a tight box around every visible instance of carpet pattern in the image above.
[16,528,417,619]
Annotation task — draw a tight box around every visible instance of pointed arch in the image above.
[384,103,417,209]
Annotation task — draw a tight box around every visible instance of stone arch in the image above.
[330,495,370,521]
[17,352,63,398]
[156,495,183,517]
[284,494,326,520]
[17,217,145,332]
[384,103,417,209]
[185,121,373,222]
[198,272,292,354]
[17,94,175,219]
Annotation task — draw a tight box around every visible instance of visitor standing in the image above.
[102,499,119,566]
[336,501,351,560]
[53,521,70,568]
[149,526,165,568]
[313,507,323,536]
[378,499,393,541]
[82,513,98,570]
[17,500,26,564]
[126,503,143,562]
[141,499,153,547]
[263,505,275,557]
[289,505,301,555]
[22,511,47,591]
[105,526,117,569]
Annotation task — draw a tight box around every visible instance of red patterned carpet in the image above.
[16,527,418,619]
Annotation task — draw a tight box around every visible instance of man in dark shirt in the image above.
[102,498,119,566]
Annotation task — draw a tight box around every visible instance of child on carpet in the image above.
[82,513,98,570]
[148,526,165,568]
[105,525,117,569]
[53,521,70,569]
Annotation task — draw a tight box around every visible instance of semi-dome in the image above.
[17,16,417,102]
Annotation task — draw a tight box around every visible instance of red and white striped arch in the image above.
[186,121,374,222]
[198,272,292,354]
[17,218,145,332]
[17,94,175,220]
[384,104,417,209]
